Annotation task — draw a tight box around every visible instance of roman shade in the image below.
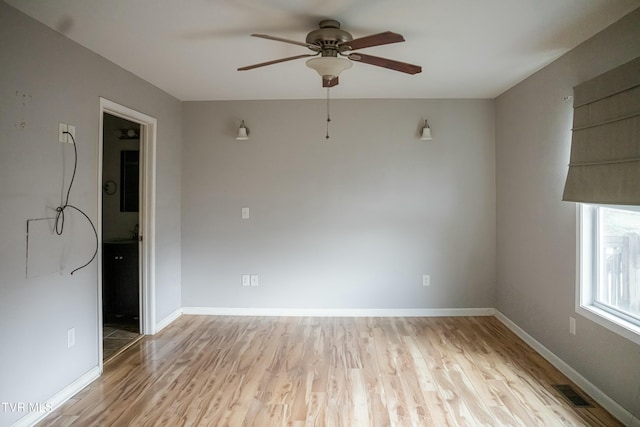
[563,56,640,205]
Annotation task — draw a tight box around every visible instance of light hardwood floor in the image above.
[39,315,622,426]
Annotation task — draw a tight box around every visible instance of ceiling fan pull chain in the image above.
[326,87,331,139]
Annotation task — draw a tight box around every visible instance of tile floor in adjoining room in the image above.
[103,323,140,361]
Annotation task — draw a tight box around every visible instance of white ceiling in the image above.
[6,0,640,101]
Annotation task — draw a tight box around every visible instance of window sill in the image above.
[577,304,640,346]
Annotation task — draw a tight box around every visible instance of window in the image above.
[566,58,640,343]
[578,204,640,344]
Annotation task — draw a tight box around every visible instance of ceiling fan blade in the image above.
[348,53,422,74]
[340,31,405,51]
[238,53,318,71]
[251,34,319,50]
[322,76,339,87]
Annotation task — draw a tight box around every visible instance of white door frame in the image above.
[98,98,157,370]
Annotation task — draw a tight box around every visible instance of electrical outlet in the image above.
[67,327,75,348]
[250,274,259,287]
[59,123,68,143]
[569,317,576,335]
[422,275,430,286]
[242,274,250,287]
[67,124,76,143]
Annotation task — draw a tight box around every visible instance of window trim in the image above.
[576,203,640,345]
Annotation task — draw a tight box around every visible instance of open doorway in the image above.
[101,113,141,361]
[98,98,157,368]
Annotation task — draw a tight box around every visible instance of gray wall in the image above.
[182,99,495,310]
[0,3,182,426]
[495,8,640,417]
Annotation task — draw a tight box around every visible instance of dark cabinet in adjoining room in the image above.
[102,241,139,323]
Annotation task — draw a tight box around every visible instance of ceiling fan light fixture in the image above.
[239,20,421,89]
[306,57,352,80]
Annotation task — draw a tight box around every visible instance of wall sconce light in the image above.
[236,120,250,140]
[420,119,432,140]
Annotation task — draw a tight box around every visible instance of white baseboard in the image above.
[495,311,639,427]
[12,366,100,427]
[155,307,182,333]
[182,307,495,317]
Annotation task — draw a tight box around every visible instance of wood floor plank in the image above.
[36,315,623,427]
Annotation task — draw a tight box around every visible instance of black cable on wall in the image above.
[54,131,98,275]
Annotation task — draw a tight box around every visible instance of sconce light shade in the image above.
[420,119,432,140]
[236,120,249,140]
[306,57,353,80]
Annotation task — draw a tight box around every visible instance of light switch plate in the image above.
[67,327,75,348]
[67,124,75,143]
[250,274,259,287]
[59,123,68,143]
[242,275,250,287]
[242,207,250,219]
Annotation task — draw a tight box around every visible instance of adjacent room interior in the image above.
[1,1,639,426]
[101,113,142,361]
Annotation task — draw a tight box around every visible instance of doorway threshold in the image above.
[103,327,143,365]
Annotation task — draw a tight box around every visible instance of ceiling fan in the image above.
[237,19,422,87]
